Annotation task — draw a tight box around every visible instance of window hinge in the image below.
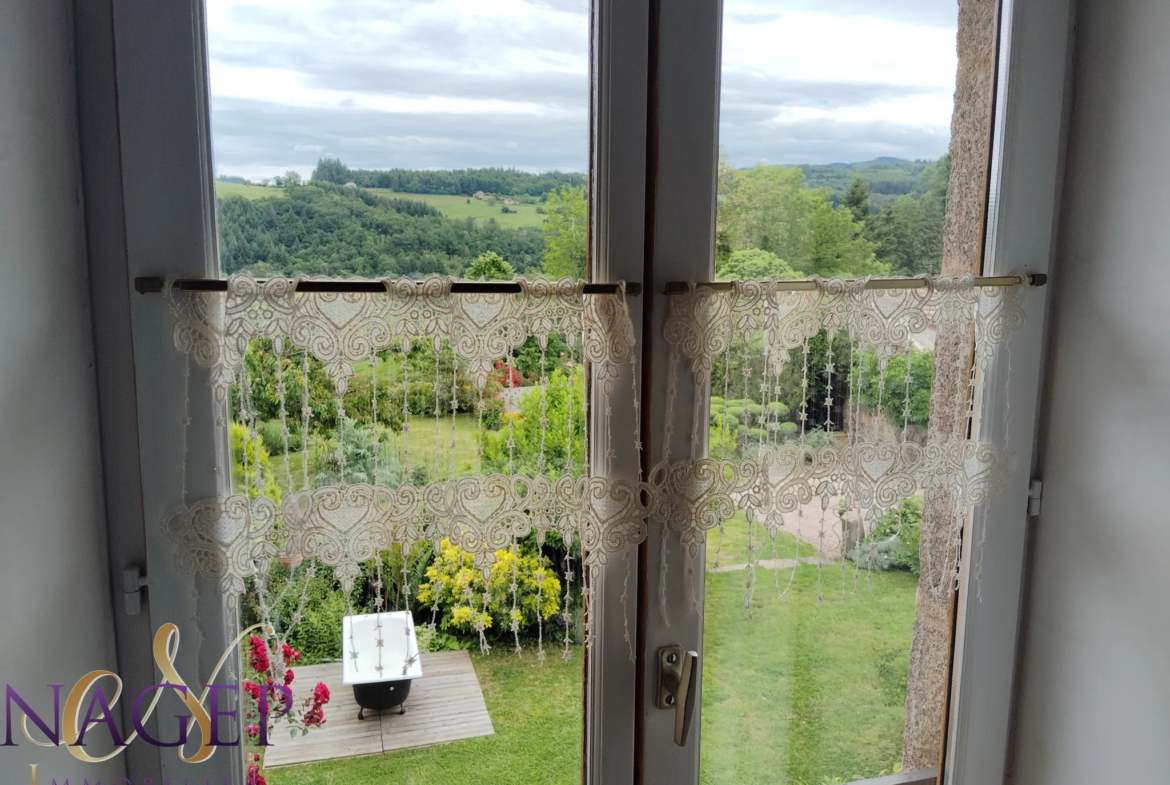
[123,567,149,616]
[1027,479,1043,517]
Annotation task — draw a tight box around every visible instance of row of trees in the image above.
[310,158,585,198]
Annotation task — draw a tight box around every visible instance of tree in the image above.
[541,185,587,278]
[275,170,302,187]
[465,251,515,281]
[715,248,798,280]
[841,175,871,223]
[482,367,585,477]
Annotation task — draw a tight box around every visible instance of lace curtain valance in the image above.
[655,275,1023,609]
[159,273,1023,663]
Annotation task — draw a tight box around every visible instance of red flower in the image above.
[246,764,267,785]
[243,681,260,700]
[313,682,331,704]
[248,636,271,674]
[283,669,295,687]
[281,643,302,665]
[246,724,260,739]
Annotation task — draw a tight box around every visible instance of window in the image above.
[89,0,1072,782]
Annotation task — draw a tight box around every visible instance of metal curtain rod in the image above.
[135,277,642,296]
[662,273,1047,295]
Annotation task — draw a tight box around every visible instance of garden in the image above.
[229,317,928,785]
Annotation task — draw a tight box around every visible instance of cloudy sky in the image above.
[206,0,957,181]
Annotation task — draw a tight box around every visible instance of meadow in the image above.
[214,181,546,229]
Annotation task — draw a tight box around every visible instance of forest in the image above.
[216,154,949,282]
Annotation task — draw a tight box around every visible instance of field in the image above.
[365,189,546,228]
[213,181,546,228]
[262,517,916,785]
[215,180,286,200]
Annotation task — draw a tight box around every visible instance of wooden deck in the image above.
[264,650,494,768]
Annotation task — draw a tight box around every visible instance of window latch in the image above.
[123,567,149,616]
[656,645,699,746]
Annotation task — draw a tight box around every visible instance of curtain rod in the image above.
[134,277,641,296]
[662,273,1046,294]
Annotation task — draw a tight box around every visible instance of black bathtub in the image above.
[342,611,424,721]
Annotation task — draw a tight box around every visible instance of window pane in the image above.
[704,2,958,783]
[204,2,590,782]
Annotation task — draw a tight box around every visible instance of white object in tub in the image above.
[342,611,423,685]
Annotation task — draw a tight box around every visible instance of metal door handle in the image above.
[656,645,699,746]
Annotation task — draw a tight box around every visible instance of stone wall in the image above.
[901,0,1001,770]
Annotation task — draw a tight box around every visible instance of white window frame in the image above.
[633,0,1076,782]
[77,0,1074,781]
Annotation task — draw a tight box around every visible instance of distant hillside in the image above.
[311,159,585,199]
[796,157,939,212]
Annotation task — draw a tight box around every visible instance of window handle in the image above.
[657,645,699,746]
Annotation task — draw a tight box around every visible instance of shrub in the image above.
[230,423,282,504]
[260,418,303,454]
[709,395,725,408]
[777,421,799,440]
[709,426,738,459]
[848,496,922,575]
[748,427,766,442]
[310,418,402,487]
[409,463,430,486]
[417,539,561,639]
[767,401,790,421]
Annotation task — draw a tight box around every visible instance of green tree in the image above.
[541,185,587,278]
[465,250,515,281]
[841,175,871,223]
[482,367,586,476]
[717,164,883,278]
[715,248,798,280]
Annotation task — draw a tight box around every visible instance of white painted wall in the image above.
[0,1,124,781]
[1010,0,1170,781]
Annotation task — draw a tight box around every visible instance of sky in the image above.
[206,0,957,181]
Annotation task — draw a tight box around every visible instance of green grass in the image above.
[365,189,546,228]
[271,413,488,494]
[267,646,583,785]
[707,511,816,566]
[213,182,546,228]
[699,566,917,785]
[215,181,285,200]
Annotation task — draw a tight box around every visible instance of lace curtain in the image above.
[655,275,1024,612]
[159,273,1022,665]
[163,275,645,662]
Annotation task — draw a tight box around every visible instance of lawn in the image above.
[708,511,817,567]
[212,181,546,229]
[273,412,486,494]
[267,646,584,785]
[700,566,917,785]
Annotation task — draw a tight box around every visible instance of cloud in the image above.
[205,0,957,178]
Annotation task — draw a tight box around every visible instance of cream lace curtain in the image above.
[159,273,1022,664]
[163,275,646,661]
[655,275,1024,610]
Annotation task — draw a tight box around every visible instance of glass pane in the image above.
[204,2,590,783]
[703,2,958,783]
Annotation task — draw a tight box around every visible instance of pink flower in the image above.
[313,682,331,704]
[246,724,260,739]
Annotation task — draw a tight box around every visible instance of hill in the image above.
[216,181,544,278]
